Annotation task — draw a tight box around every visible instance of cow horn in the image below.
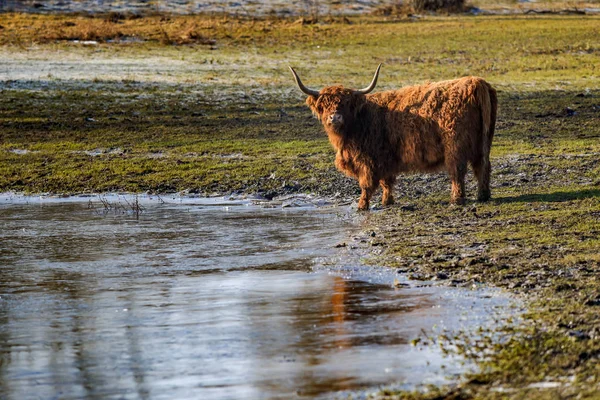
[355,64,382,95]
[289,66,320,97]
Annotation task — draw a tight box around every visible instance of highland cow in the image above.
[289,64,497,210]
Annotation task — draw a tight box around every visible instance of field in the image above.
[1,11,600,398]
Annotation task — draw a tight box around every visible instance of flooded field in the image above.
[2,0,598,16]
[0,0,391,16]
[0,194,515,399]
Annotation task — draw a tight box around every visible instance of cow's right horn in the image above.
[355,64,382,95]
[289,66,320,97]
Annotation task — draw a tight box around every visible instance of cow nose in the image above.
[327,114,343,126]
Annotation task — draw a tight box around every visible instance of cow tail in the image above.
[476,81,497,200]
[487,84,497,149]
[478,81,497,155]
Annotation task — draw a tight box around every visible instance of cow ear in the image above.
[305,95,321,120]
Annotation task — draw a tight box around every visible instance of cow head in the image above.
[289,65,381,134]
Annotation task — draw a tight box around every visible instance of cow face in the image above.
[306,88,365,134]
[289,64,382,134]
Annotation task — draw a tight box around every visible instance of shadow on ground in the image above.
[495,188,600,203]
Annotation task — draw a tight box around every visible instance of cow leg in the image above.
[358,186,377,211]
[358,174,377,211]
[448,161,467,205]
[380,176,396,206]
[472,157,491,202]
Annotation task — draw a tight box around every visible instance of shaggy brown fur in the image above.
[302,76,497,210]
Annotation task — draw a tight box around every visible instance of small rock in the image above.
[435,272,449,280]
[508,281,523,289]
[261,191,277,200]
[334,242,347,248]
[584,297,600,306]
[568,330,591,340]
[400,204,417,212]
[432,254,452,262]
[409,273,429,281]
[393,279,409,288]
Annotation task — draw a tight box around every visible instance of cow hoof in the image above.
[451,197,466,206]
[477,192,491,202]
[382,198,395,207]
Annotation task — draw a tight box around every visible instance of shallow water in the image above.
[0,194,514,400]
[0,0,391,16]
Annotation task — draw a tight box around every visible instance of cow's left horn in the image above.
[355,64,382,95]
[289,66,320,97]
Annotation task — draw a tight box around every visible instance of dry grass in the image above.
[157,21,217,45]
[39,19,124,42]
[0,13,222,45]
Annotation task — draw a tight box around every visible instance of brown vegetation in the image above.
[0,13,219,45]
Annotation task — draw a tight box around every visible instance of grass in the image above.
[366,185,600,399]
[1,13,599,196]
[0,83,336,194]
[1,11,600,399]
